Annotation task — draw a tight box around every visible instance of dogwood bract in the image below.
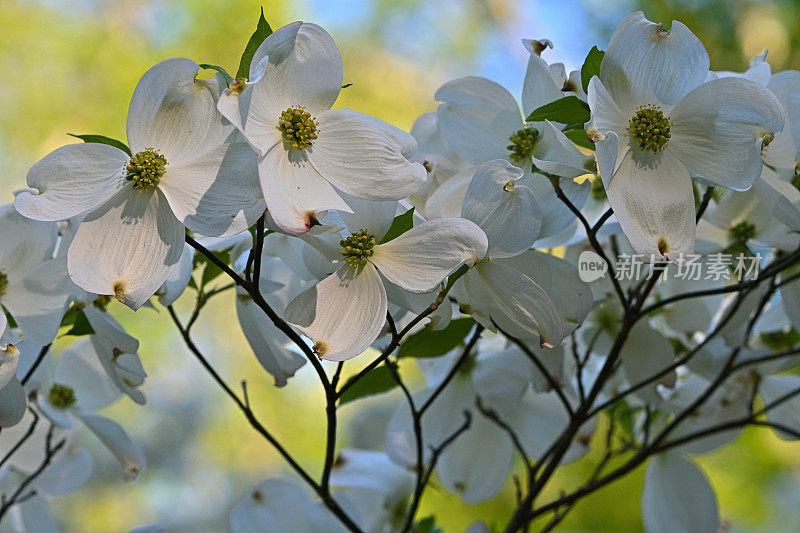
[15,58,264,309]
[587,11,785,258]
[217,21,427,235]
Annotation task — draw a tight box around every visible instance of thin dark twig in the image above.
[21,344,51,386]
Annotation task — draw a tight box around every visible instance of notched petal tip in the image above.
[313,340,329,359]
[113,281,126,303]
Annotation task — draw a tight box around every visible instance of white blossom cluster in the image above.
[2,9,800,533]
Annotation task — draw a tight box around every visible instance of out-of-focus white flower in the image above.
[16,58,264,309]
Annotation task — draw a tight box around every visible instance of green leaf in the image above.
[413,517,442,533]
[236,7,273,80]
[339,366,398,405]
[64,309,95,337]
[526,96,590,125]
[67,134,131,156]
[580,46,605,93]
[563,127,594,150]
[341,83,353,89]
[199,63,234,85]
[379,208,415,244]
[397,317,475,359]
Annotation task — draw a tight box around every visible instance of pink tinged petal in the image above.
[606,149,694,258]
[0,204,58,281]
[308,109,426,200]
[2,258,76,345]
[371,218,488,293]
[15,143,130,221]
[159,142,265,237]
[283,264,387,362]
[435,76,523,164]
[521,52,565,116]
[258,143,351,235]
[249,22,342,116]
[474,261,564,347]
[641,452,719,533]
[236,294,305,387]
[670,77,785,190]
[0,377,26,428]
[75,412,146,481]
[601,11,710,107]
[461,160,541,258]
[531,120,594,179]
[67,189,184,310]
[126,58,235,164]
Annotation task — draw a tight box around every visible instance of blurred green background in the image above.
[2,0,800,531]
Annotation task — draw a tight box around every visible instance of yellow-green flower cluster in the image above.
[340,229,377,268]
[48,383,77,409]
[125,148,167,192]
[507,126,539,163]
[628,105,672,152]
[279,106,319,150]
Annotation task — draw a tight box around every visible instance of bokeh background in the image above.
[2,0,800,531]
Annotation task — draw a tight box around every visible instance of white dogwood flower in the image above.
[587,11,784,258]
[217,21,426,235]
[284,199,487,361]
[15,58,265,309]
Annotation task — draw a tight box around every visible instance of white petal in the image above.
[621,322,675,404]
[437,411,513,503]
[236,294,306,386]
[249,22,342,116]
[435,76,523,164]
[258,143,350,235]
[330,449,414,499]
[7,494,59,533]
[587,76,631,140]
[56,338,122,410]
[284,264,386,361]
[475,261,564,347]
[601,11,709,107]
[497,251,593,335]
[67,189,184,310]
[35,445,93,495]
[670,77,784,190]
[159,142,264,237]
[522,52,564,116]
[768,70,800,147]
[760,375,800,440]
[0,204,58,280]
[424,168,474,219]
[461,160,541,258]
[339,194,398,242]
[641,452,719,533]
[532,120,594,179]
[607,149,694,258]
[309,109,426,200]
[371,218,488,293]
[158,243,195,307]
[753,167,800,230]
[513,391,590,464]
[2,258,77,345]
[76,412,146,481]
[126,58,235,163]
[15,143,130,221]
[0,377,26,428]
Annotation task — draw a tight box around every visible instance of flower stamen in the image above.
[0,269,8,298]
[340,229,377,268]
[48,383,76,409]
[507,126,539,163]
[279,106,319,150]
[125,148,167,192]
[628,105,672,152]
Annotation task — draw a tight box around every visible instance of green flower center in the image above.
[729,221,756,243]
[507,126,539,164]
[125,148,167,192]
[278,106,319,150]
[340,229,376,268]
[0,269,8,298]
[48,383,76,409]
[628,105,672,152]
